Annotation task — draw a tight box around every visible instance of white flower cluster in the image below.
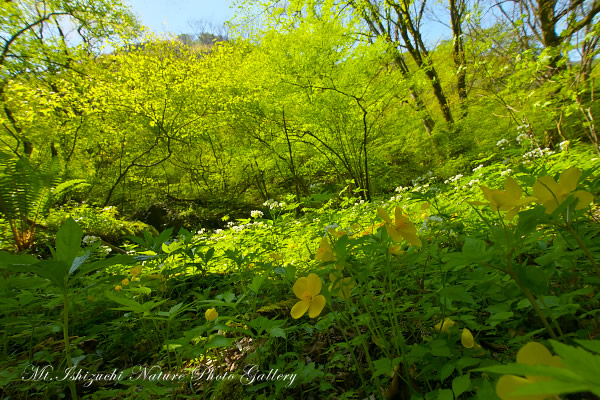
[522,147,554,160]
[250,210,264,219]
[395,186,409,193]
[420,215,444,233]
[412,171,435,185]
[263,199,286,210]
[468,179,480,186]
[516,133,529,144]
[413,183,430,193]
[82,235,101,245]
[496,138,510,148]
[559,140,570,152]
[444,174,463,184]
[472,164,484,172]
[500,169,513,176]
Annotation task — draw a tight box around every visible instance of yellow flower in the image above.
[205,308,218,321]
[475,177,535,220]
[435,317,455,333]
[533,167,593,214]
[121,278,130,286]
[496,342,564,400]
[291,273,326,319]
[326,227,347,238]
[328,272,356,300]
[130,265,142,277]
[315,238,336,262]
[461,328,482,349]
[377,207,422,247]
[388,244,404,256]
[114,285,123,292]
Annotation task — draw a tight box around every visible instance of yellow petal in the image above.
[558,167,581,194]
[480,186,501,210]
[114,285,122,292]
[308,295,326,318]
[121,278,130,286]
[306,273,322,296]
[377,207,392,223]
[505,207,520,220]
[388,245,404,255]
[401,230,422,247]
[385,224,405,243]
[540,199,560,214]
[205,308,218,321]
[293,277,309,299]
[333,229,347,238]
[315,238,336,262]
[496,375,544,400]
[394,207,404,226]
[573,190,593,210]
[291,299,310,319]
[461,328,475,348]
[504,177,522,200]
[435,317,455,333]
[533,176,561,204]
[516,342,563,368]
[130,265,142,277]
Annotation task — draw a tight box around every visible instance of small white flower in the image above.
[250,210,264,219]
[516,133,529,144]
[500,169,513,176]
[559,140,570,152]
[497,138,509,148]
[472,164,484,172]
[82,235,100,245]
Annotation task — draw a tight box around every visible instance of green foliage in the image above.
[0,0,600,398]
[0,152,88,250]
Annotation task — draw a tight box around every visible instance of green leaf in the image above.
[437,388,454,400]
[0,252,38,267]
[69,249,91,275]
[204,335,235,349]
[373,357,393,378]
[55,218,82,267]
[75,254,136,277]
[440,363,455,381]
[270,327,286,339]
[33,260,70,291]
[440,286,476,305]
[516,207,544,235]
[248,275,266,293]
[106,292,165,314]
[515,264,548,294]
[452,374,471,397]
[574,340,600,355]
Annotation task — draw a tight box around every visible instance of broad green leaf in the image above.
[55,218,82,267]
[452,374,471,397]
